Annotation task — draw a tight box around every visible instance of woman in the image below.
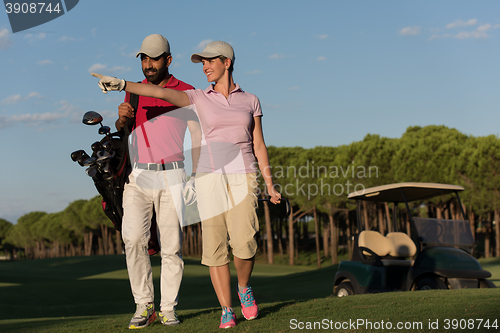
[92,41,281,329]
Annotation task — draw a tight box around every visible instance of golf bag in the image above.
[91,93,160,255]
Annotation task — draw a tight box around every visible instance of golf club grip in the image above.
[258,197,291,217]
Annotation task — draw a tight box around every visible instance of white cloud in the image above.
[10,112,66,123]
[0,100,81,129]
[429,20,499,40]
[446,19,477,29]
[399,26,421,36]
[88,63,131,75]
[317,34,328,39]
[454,30,489,39]
[88,63,107,73]
[196,39,213,51]
[1,92,42,105]
[59,35,76,42]
[269,54,285,59]
[317,56,326,61]
[25,32,46,41]
[38,60,53,65]
[0,29,12,50]
[1,94,22,105]
[477,23,492,32]
[91,28,97,37]
[27,92,41,99]
[0,110,68,129]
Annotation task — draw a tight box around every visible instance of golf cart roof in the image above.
[348,182,464,203]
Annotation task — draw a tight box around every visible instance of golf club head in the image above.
[71,150,85,162]
[77,152,91,166]
[97,150,115,161]
[86,165,98,177]
[102,140,113,151]
[98,126,111,136]
[101,162,111,173]
[83,156,97,167]
[96,158,107,169]
[82,111,103,125]
[101,161,114,180]
[91,141,103,152]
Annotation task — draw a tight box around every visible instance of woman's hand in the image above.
[91,73,126,93]
[267,185,281,205]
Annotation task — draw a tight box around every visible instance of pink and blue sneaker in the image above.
[237,285,258,320]
[219,307,237,329]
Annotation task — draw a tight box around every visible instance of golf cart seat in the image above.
[358,230,416,267]
[383,232,417,267]
[358,230,391,257]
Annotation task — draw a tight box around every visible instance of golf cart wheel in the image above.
[335,282,354,297]
[416,277,448,291]
[479,279,497,289]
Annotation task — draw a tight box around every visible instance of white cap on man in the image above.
[136,34,170,58]
[191,41,235,64]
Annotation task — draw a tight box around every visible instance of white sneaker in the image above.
[159,310,180,326]
[128,303,156,329]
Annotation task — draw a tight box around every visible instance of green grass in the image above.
[0,256,499,332]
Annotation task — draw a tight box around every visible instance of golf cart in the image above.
[333,182,496,297]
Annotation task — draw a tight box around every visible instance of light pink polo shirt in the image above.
[125,76,196,164]
[184,84,262,174]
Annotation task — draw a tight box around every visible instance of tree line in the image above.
[1,125,499,264]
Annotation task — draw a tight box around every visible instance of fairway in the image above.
[0,256,499,332]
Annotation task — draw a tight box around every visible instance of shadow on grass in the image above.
[0,316,107,333]
[257,300,296,319]
[0,256,338,321]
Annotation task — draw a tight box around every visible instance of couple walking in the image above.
[94,34,280,329]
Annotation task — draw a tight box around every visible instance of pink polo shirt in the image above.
[184,84,262,174]
[125,76,196,164]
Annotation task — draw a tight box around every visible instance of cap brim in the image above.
[191,51,221,63]
[136,50,165,58]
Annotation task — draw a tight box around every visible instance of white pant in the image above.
[121,168,186,311]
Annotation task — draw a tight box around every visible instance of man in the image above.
[115,34,201,329]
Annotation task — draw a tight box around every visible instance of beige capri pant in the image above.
[195,172,259,266]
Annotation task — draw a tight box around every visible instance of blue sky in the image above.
[1,0,499,223]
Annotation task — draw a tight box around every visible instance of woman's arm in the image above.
[252,116,281,204]
[91,72,191,107]
[187,120,202,175]
[124,82,191,107]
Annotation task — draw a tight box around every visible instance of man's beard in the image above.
[143,66,167,85]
